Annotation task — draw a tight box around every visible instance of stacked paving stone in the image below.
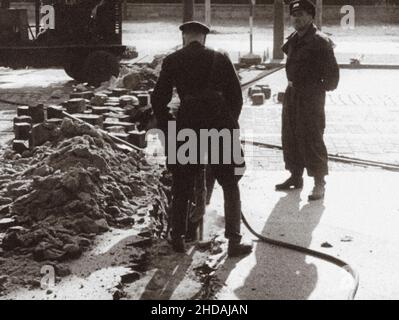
[247,84,285,105]
[12,87,154,154]
[13,104,43,155]
[248,84,272,105]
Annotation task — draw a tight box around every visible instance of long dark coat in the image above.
[281,23,339,177]
[151,41,245,177]
[152,42,244,240]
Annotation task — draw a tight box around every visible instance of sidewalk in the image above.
[206,150,399,300]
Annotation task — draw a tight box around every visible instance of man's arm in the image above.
[320,39,339,91]
[220,53,243,121]
[151,56,174,131]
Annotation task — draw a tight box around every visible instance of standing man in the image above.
[152,21,252,257]
[275,0,339,201]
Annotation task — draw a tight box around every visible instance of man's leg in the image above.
[222,181,242,243]
[308,175,326,201]
[300,121,328,201]
[277,87,305,190]
[292,92,328,200]
[275,167,304,190]
[214,166,252,257]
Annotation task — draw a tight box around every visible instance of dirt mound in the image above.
[120,65,160,91]
[0,118,169,265]
[117,54,166,91]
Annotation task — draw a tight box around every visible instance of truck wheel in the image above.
[83,51,120,87]
[64,58,86,83]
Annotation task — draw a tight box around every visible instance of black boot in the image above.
[227,241,253,257]
[308,177,326,201]
[275,175,304,191]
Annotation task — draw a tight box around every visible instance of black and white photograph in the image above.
[0,0,398,304]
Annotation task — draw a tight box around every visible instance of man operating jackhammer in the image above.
[152,21,252,257]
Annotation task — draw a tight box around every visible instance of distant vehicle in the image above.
[0,0,137,85]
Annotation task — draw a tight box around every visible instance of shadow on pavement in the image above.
[138,246,196,300]
[212,190,325,299]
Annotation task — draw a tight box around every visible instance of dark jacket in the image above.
[151,41,243,131]
[280,23,339,177]
[282,23,339,93]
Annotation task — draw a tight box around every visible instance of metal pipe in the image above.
[241,139,399,172]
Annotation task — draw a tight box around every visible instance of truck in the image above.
[0,0,136,86]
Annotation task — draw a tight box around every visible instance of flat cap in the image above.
[289,0,316,17]
[179,21,210,34]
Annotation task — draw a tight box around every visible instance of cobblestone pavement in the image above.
[0,87,71,147]
[240,68,399,166]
